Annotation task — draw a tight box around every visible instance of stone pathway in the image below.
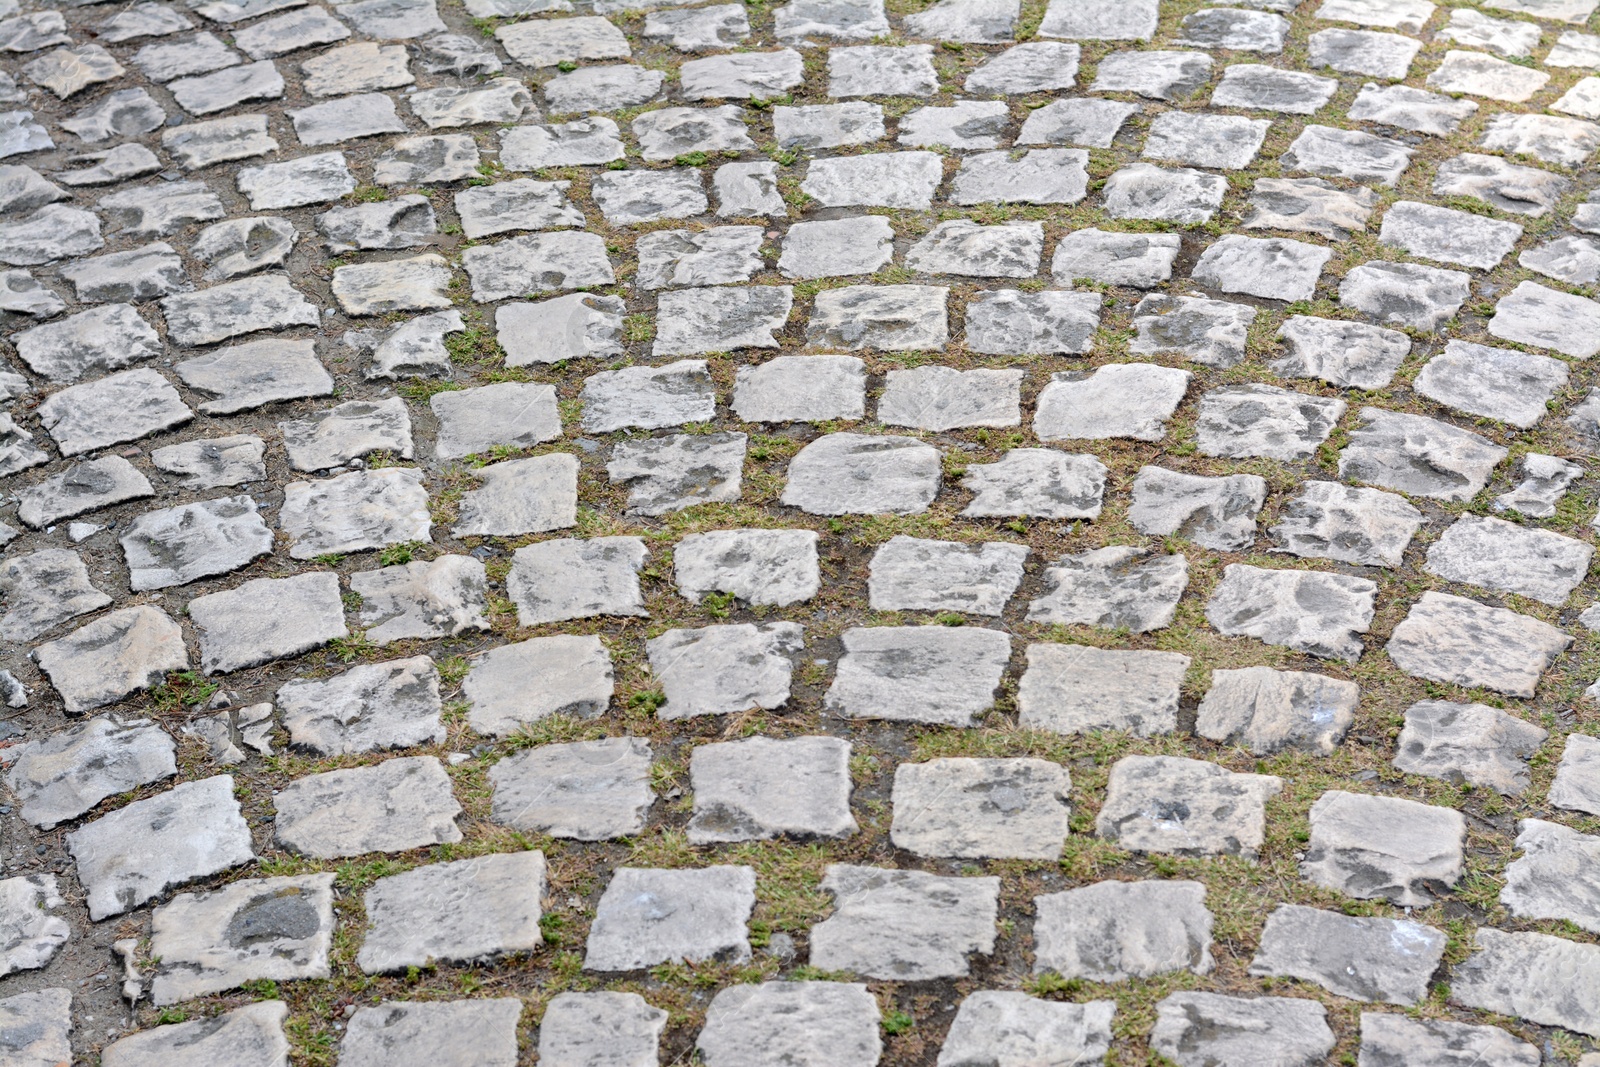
[1,0,1599,1061]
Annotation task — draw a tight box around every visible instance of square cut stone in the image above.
[357,852,544,973]
[774,0,890,44]
[1039,0,1157,38]
[1034,880,1212,980]
[674,529,820,606]
[698,983,881,1067]
[1500,819,1600,933]
[878,366,1022,430]
[1050,228,1180,286]
[280,467,430,560]
[464,635,612,737]
[1387,592,1570,697]
[490,737,651,840]
[1144,111,1269,170]
[495,16,628,67]
[340,1000,521,1067]
[1176,7,1287,50]
[949,148,1089,205]
[1282,124,1413,185]
[190,572,347,674]
[646,622,803,718]
[1093,49,1212,100]
[902,0,1019,42]
[461,232,614,303]
[801,151,942,209]
[1338,407,1506,501]
[688,736,855,843]
[1,988,71,1067]
[16,456,155,529]
[637,226,763,289]
[1270,481,1422,568]
[278,657,443,757]
[1243,177,1376,240]
[1550,733,1600,815]
[431,382,561,460]
[807,284,948,350]
[1425,514,1590,606]
[1034,363,1190,441]
[733,355,866,422]
[38,368,192,456]
[591,169,708,226]
[581,361,714,433]
[1360,1015,1536,1067]
[1017,97,1136,147]
[1195,384,1344,460]
[1303,791,1465,905]
[960,448,1106,518]
[35,606,188,714]
[119,495,272,591]
[1349,82,1476,134]
[103,1001,291,1065]
[810,865,998,979]
[608,432,746,516]
[899,101,1010,150]
[1520,234,1600,284]
[585,866,755,971]
[280,397,413,473]
[1130,294,1257,368]
[1102,163,1229,223]
[773,101,884,148]
[350,556,490,646]
[1206,563,1377,663]
[1427,49,1548,101]
[778,215,893,279]
[507,537,646,626]
[539,992,667,1067]
[161,274,318,346]
[1153,993,1334,1067]
[1451,928,1600,1038]
[1097,755,1283,859]
[500,118,624,168]
[546,64,665,113]
[905,220,1042,278]
[1197,667,1360,755]
[374,134,481,186]
[1489,280,1600,357]
[1018,643,1190,737]
[498,293,623,366]
[1435,153,1568,217]
[937,994,1113,1067]
[1271,315,1409,389]
[1212,64,1336,113]
[1026,546,1188,632]
[3,718,175,830]
[1379,200,1521,270]
[1129,467,1267,552]
[453,454,578,538]
[824,625,1010,725]
[67,775,253,920]
[455,179,582,240]
[273,756,462,859]
[0,548,112,644]
[175,339,333,415]
[645,5,750,50]
[1340,261,1469,330]
[1307,27,1418,77]
[781,433,941,515]
[1481,113,1600,168]
[827,44,937,97]
[1395,700,1547,795]
[890,757,1070,859]
[1249,904,1445,1005]
[1191,235,1330,302]
[147,874,333,1005]
[654,285,791,355]
[868,535,1026,615]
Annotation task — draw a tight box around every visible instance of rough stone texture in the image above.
[1412,340,1566,429]
[0,547,111,642]
[825,625,1010,725]
[1197,667,1360,755]
[339,1000,521,1067]
[1017,643,1189,736]
[1270,481,1422,568]
[1205,564,1376,662]
[0,988,72,1067]
[1386,592,1571,698]
[1151,993,1335,1067]
[3,716,175,828]
[688,736,855,843]
[189,572,349,674]
[1425,515,1590,606]
[489,737,651,839]
[357,852,544,973]
[698,982,881,1067]
[868,535,1026,615]
[1356,1015,1539,1067]
[1035,363,1191,441]
[0,874,68,977]
[646,622,802,718]
[1450,929,1600,1037]
[1128,466,1267,551]
[539,992,667,1067]
[937,993,1115,1067]
[811,864,997,979]
[674,529,820,606]
[1302,791,1466,905]
[1096,756,1283,859]
[1394,701,1547,794]
[278,657,443,756]
[1338,408,1508,502]
[273,756,463,859]
[35,606,188,714]
[1195,384,1345,460]
[1034,879,1212,980]
[782,432,941,515]
[507,537,647,626]
[1550,733,1600,815]
[584,865,755,971]
[960,449,1105,518]
[1026,547,1189,633]
[102,1003,291,1066]
[892,757,1066,863]
[1250,904,1445,1004]
[350,556,490,645]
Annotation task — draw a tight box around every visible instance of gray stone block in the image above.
[489,737,651,839]
[1034,879,1212,980]
[1026,546,1188,632]
[1386,591,1570,697]
[811,864,997,978]
[358,853,544,973]
[1302,791,1465,905]
[273,756,462,859]
[1197,667,1359,755]
[3,716,175,828]
[1096,756,1282,859]
[825,625,1010,725]
[647,622,803,718]
[1151,992,1334,1067]
[340,1000,521,1067]
[890,756,1069,859]
[585,865,755,971]
[1250,904,1445,1004]
[190,572,348,674]
[698,982,880,1067]
[688,736,855,843]
[1018,643,1189,735]
[1129,467,1267,552]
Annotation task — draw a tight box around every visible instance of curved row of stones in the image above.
[2,0,1600,1059]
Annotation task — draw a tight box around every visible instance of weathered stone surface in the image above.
[950,147,1089,205]
[1035,363,1191,441]
[608,432,745,516]
[162,274,318,346]
[1338,260,1467,331]
[357,852,543,973]
[1096,756,1283,859]
[1420,337,1567,428]
[1250,904,1444,1005]
[890,757,1069,859]
[1130,294,1256,368]
[1357,1015,1538,1067]
[1386,592,1571,697]
[1348,81,1476,135]
[689,736,855,843]
[1051,228,1181,286]
[1151,993,1334,1067]
[644,622,798,720]
[538,992,666,1067]
[582,360,714,432]
[275,756,461,859]
[0,547,111,642]
[1500,818,1600,934]
[1270,481,1422,568]
[825,626,1009,725]
[454,454,578,537]
[1283,124,1413,184]
[698,983,880,1067]
[193,216,298,278]
[462,232,613,302]
[347,556,488,647]
[63,88,166,143]
[1494,453,1582,517]
[640,226,763,288]
[1026,547,1188,633]
[591,169,708,225]
[1427,48,1548,101]
[58,249,187,305]
[960,448,1104,519]
[1450,928,1600,1037]
[2,716,175,828]
[868,535,1026,615]
[0,988,71,1067]
[280,391,411,463]
[782,432,940,515]
[1128,467,1267,552]
[1338,408,1507,501]
[646,4,750,50]
[1425,515,1590,606]
[496,15,629,67]
[879,366,1022,431]
[280,467,429,559]
[964,289,1100,354]
[120,496,272,591]
[1034,879,1212,979]
[1302,791,1465,905]
[1018,95,1134,145]
[1206,564,1376,662]
[938,994,1113,1066]
[1520,235,1600,284]
[340,1000,521,1067]
[1195,384,1344,460]
[464,634,612,737]
[1039,0,1158,39]
[278,657,442,757]
[811,865,997,979]
[801,150,942,208]
[1145,111,1270,170]
[0,874,68,976]
[15,457,154,528]
[655,285,790,354]
[500,117,623,168]
[38,368,192,456]
[190,572,349,673]
[1093,49,1212,99]
[675,528,820,607]
[431,382,560,459]
[67,775,253,920]
[1193,235,1329,302]
[507,537,647,626]
[490,736,649,839]
[1380,200,1522,270]
[1103,163,1226,223]
[1550,733,1600,815]
[777,215,893,279]
[899,101,1009,149]
[1435,153,1568,216]
[1489,280,1600,358]
[102,1002,292,1066]
[1197,667,1359,755]
[162,115,279,170]
[1308,26,1418,76]
[585,865,754,971]
[35,606,188,714]
[807,283,948,350]
[1243,177,1375,239]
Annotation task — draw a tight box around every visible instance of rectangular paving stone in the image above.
[357,852,543,973]
[890,756,1069,859]
[1269,480,1422,568]
[585,865,754,971]
[1338,407,1507,501]
[37,367,192,455]
[340,1000,520,1067]
[1017,643,1189,736]
[102,1001,290,1067]
[867,535,1026,615]
[274,755,462,859]
[938,994,1113,1066]
[1152,992,1334,1067]
[1097,755,1283,859]
[1451,928,1600,1037]
[1550,733,1600,815]
[1413,339,1566,428]
[507,536,647,625]
[190,572,348,673]
[1250,904,1445,1004]
[464,635,613,736]
[1387,591,1571,697]
[688,736,855,843]
[490,736,650,839]
[539,992,667,1067]
[279,656,443,756]
[811,865,997,979]
[698,983,880,1067]
[1197,667,1360,755]
[35,605,188,714]
[1424,514,1591,606]
[824,625,1010,726]
[1034,879,1213,980]
[1303,791,1465,906]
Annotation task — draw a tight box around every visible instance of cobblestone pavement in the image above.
[5,0,1600,1060]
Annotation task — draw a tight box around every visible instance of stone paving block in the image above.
[1413,340,1565,429]
[1093,49,1211,99]
[1281,124,1413,184]
[638,225,763,288]
[1450,928,1600,1037]
[825,625,1010,725]
[1130,293,1256,368]
[539,992,667,1067]
[938,993,1115,1066]
[689,735,855,843]
[647,622,802,718]
[374,134,480,184]
[0,873,67,976]
[867,535,1026,615]
[497,293,623,366]
[828,43,937,96]
[582,360,715,432]
[1017,96,1136,145]
[148,874,334,1004]
[1197,667,1359,755]
[1550,733,1600,815]
[1339,260,1469,331]
[1425,514,1590,605]
[950,147,1089,205]
[1306,26,1418,76]
[1386,592,1571,697]
[35,605,188,714]
[905,219,1041,276]
[782,432,940,514]
[1128,467,1267,552]
[1144,111,1270,170]
[120,495,273,591]
[1500,818,1600,933]
[1026,546,1188,632]
[37,367,192,456]
[162,273,318,345]
[801,150,942,208]
[1348,82,1477,134]
[1243,177,1375,239]
[1270,480,1422,568]
[1212,64,1336,113]
[1428,48,1548,101]
[607,432,745,515]
[811,864,997,978]
[1051,227,1180,286]
[67,774,253,920]
[1096,756,1282,859]
[1379,200,1522,270]
[0,547,111,642]
[655,284,791,354]
[1338,407,1507,501]
[1302,791,1465,905]
[1151,992,1334,1067]
[55,254,186,306]
[1035,363,1191,441]
[507,536,647,625]
[1206,563,1376,662]
[1435,152,1568,216]
[1250,904,1444,1004]
[585,865,754,970]
[960,448,1105,518]
[808,283,948,349]
[281,393,413,468]
[1195,384,1344,460]
[101,1002,290,1067]
[454,454,579,537]
[358,852,544,973]
[3,716,176,828]
[190,572,348,673]
[1482,113,1600,168]
[674,528,820,606]
[455,179,582,240]
[646,4,750,50]
[15,456,155,528]
[964,288,1099,354]
[490,736,650,838]
[1520,234,1600,284]
[890,757,1069,859]
[1494,453,1583,517]
[0,987,71,1067]
[899,100,1009,149]
[464,634,612,736]
[194,215,298,277]
[1034,879,1213,979]
[274,755,462,859]
[1012,635,1181,737]
[591,169,708,225]
[348,556,489,646]
[462,231,614,302]
[698,982,880,1067]
[1194,234,1330,301]
[331,254,452,315]
[773,100,884,147]
[279,656,442,757]
[430,382,560,459]
[280,467,430,559]
[1101,164,1227,225]
[1489,280,1600,357]
[1356,1015,1538,1067]
[340,1000,521,1067]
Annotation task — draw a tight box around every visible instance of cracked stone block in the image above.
[1096,755,1283,859]
[279,657,443,757]
[1551,733,1600,815]
[1191,235,1330,302]
[1425,514,1591,606]
[774,101,883,147]
[964,288,1100,354]
[939,994,1113,1066]
[811,865,996,979]
[654,284,790,354]
[490,736,648,839]
[0,547,111,642]
[539,993,666,1067]
[1034,879,1212,979]
[1379,200,1522,271]
[282,397,414,469]
[1500,819,1600,934]
[174,339,332,415]
[733,354,865,422]
[1489,280,1600,357]
[1195,384,1344,460]
[585,866,754,971]
[674,528,820,606]
[498,293,623,365]
[464,634,612,736]
[454,454,579,537]
[1427,49,1548,101]
[1270,481,1422,568]
[1271,315,1409,389]
[1103,163,1227,223]
[782,432,940,514]
[1130,294,1256,368]
[1152,993,1334,1067]
[1521,235,1600,284]
[1307,27,1418,76]
[699,983,879,1067]
[101,1002,291,1067]
[1302,791,1465,905]
[890,757,1069,859]
[146,874,333,1006]
[1338,407,1506,501]
[1386,592,1571,697]
[950,148,1089,205]
[1129,467,1267,552]
[280,467,429,560]
[507,537,647,626]
[807,284,947,350]
[3,716,175,829]
[1243,177,1376,239]
[638,226,763,288]
[689,736,855,843]
[0,874,68,977]
[878,366,1021,430]
[357,852,543,973]
[801,150,942,208]
[1034,363,1191,441]
[1282,124,1412,184]
[190,572,349,673]
[119,495,272,591]
[1357,1015,1537,1067]
[1039,0,1157,38]
[1495,453,1583,517]
[1211,64,1336,113]
[1145,111,1270,169]
[274,756,462,859]
[1197,667,1359,755]
[428,382,561,458]
[1050,228,1180,286]
[162,274,318,346]
[193,216,297,278]
[960,448,1105,518]
[67,775,253,920]
[867,535,1026,615]
[899,101,1009,149]
[905,219,1041,276]
[462,231,614,302]
[1450,928,1600,1037]
[647,622,801,718]
[582,360,714,432]
[1093,49,1212,99]
[1026,547,1188,633]
[1017,96,1135,146]
[15,457,154,528]
[341,1000,520,1067]
[1206,564,1376,662]
[38,368,192,456]
[35,606,188,714]
[607,432,745,516]
[825,625,1009,725]
[645,4,750,50]
[58,249,188,305]
[1435,152,1568,216]
[0,987,71,1067]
